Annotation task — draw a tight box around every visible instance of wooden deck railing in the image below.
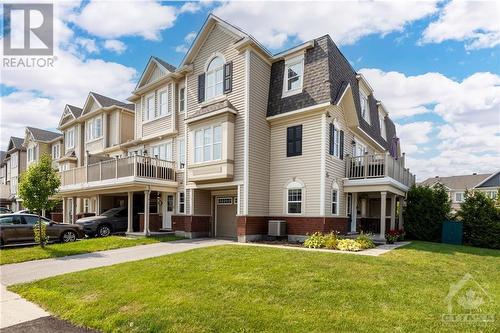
[346,152,415,187]
[60,155,176,187]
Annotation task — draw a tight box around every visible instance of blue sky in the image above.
[1,1,499,180]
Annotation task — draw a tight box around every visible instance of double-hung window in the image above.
[455,192,464,203]
[27,147,35,163]
[194,125,222,163]
[360,91,370,124]
[287,187,302,214]
[178,192,185,214]
[332,182,339,215]
[52,144,60,159]
[178,139,185,169]
[151,142,172,161]
[283,56,304,97]
[146,95,155,121]
[65,129,74,149]
[329,124,344,159]
[205,57,224,101]
[379,111,386,140]
[159,90,168,116]
[179,87,185,113]
[86,116,102,141]
[287,125,302,157]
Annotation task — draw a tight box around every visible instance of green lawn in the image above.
[0,235,182,265]
[10,242,500,332]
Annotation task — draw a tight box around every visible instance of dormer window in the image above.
[205,56,224,101]
[282,55,304,97]
[360,91,370,124]
[379,111,386,140]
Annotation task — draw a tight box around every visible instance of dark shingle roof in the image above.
[0,151,6,163]
[67,104,83,118]
[420,174,491,190]
[152,56,177,72]
[11,137,24,149]
[90,92,134,111]
[476,171,500,188]
[27,127,62,142]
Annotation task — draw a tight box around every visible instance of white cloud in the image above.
[74,0,177,40]
[359,68,500,180]
[175,31,197,53]
[184,31,197,44]
[421,0,500,50]
[175,45,189,53]
[179,2,202,14]
[104,39,127,54]
[76,37,98,53]
[214,1,438,48]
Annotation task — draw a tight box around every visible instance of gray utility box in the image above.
[268,220,287,237]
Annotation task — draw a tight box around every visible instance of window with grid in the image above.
[178,192,185,213]
[287,188,302,214]
[179,87,185,112]
[194,125,222,163]
[206,57,224,101]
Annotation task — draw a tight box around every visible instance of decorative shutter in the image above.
[223,61,233,93]
[296,125,302,155]
[198,73,205,103]
[340,130,344,160]
[329,123,334,155]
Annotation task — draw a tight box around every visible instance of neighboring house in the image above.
[57,92,136,222]
[24,127,63,168]
[0,150,10,209]
[2,137,27,211]
[421,171,500,212]
[56,15,415,241]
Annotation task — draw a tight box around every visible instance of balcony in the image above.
[346,153,415,188]
[59,155,177,192]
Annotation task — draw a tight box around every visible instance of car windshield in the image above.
[100,208,123,217]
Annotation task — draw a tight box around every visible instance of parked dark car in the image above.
[0,214,84,246]
[0,207,12,214]
[76,207,128,237]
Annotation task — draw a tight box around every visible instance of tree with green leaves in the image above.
[18,153,61,248]
[403,183,451,242]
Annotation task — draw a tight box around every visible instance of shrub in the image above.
[457,190,500,249]
[356,233,375,249]
[324,232,339,249]
[303,232,326,248]
[337,239,362,251]
[404,184,451,242]
[385,229,401,244]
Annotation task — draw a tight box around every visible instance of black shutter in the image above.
[340,130,344,160]
[329,123,334,155]
[197,73,205,103]
[223,61,233,93]
[287,125,302,157]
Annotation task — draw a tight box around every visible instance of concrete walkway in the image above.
[0,238,231,329]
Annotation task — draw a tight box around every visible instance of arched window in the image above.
[332,181,339,215]
[206,56,224,100]
[286,180,304,214]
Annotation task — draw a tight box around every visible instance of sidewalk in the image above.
[0,238,231,330]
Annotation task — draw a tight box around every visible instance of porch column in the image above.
[127,192,133,233]
[71,196,77,224]
[361,198,367,217]
[96,195,101,215]
[62,197,67,223]
[143,189,150,235]
[380,192,387,239]
[399,196,404,230]
[390,194,396,230]
[351,193,358,233]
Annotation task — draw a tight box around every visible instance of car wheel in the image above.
[97,225,112,237]
[61,230,77,243]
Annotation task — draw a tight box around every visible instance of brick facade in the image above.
[172,215,211,234]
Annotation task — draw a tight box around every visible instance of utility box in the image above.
[442,220,463,245]
[268,220,287,237]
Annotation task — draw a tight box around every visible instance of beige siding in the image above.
[193,189,211,215]
[140,83,175,137]
[247,51,271,216]
[186,24,246,183]
[85,138,104,154]
[108,111,118,147]
[121,112,135,143]
[269,113,323,216]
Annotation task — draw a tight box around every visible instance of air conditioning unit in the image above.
[268,220,287,237]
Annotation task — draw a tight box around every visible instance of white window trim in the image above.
[455,192,464,203]
[150,140,173,161]
[144,92,156,122]
[331,182,339,215]
[177,192,185,214]
[65,128,75,149]
[360,90,370,124]
[86,115,103,143]
[178,86,186,113]
[205,56,225,102]
[158,88,170,116]
[379,111,386,140]
[285,180,305,215]
[193,124,222,164]
[27,147,35,163]
[52,144,60,159]
[353,138,367,157]
[282,55,304,98]
[177,138,185,169]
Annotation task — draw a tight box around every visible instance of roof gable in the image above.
[26,127,62,142]
[135,57,177,90]
[58,104,83,128]
[476,171,500,188]
[8,137,24,151]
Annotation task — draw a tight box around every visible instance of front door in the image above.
[164,194,174,229]
[216,196,237,238]
[346,194,353,232]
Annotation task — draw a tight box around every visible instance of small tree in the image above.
[457,190,500,249]
[18,154,61,248]
[403,183,451,242]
